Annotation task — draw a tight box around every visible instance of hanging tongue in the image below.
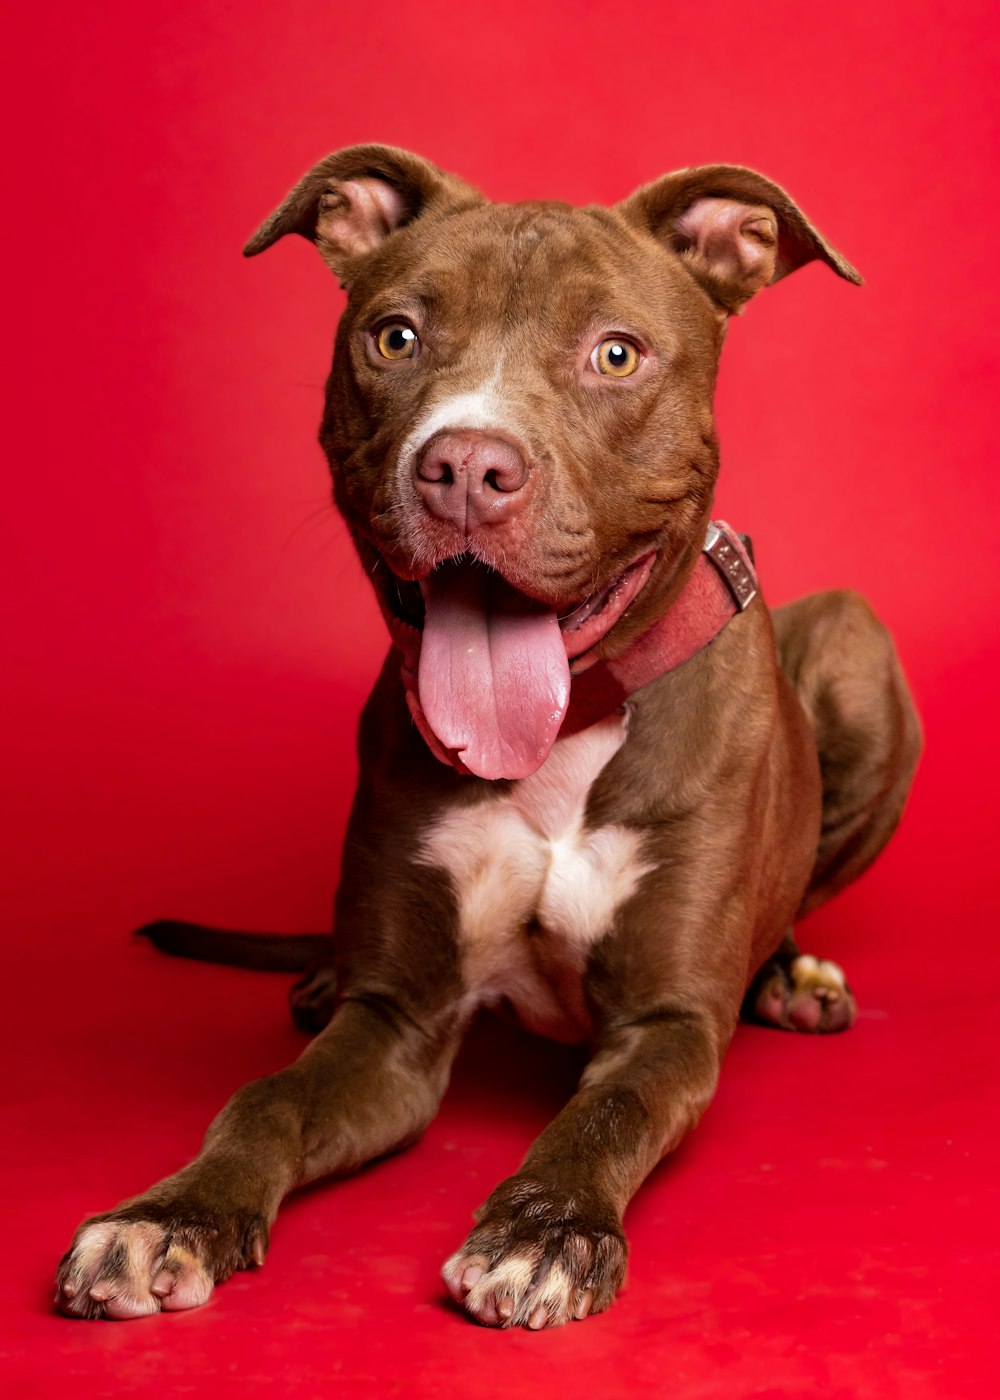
[418,561,571,780]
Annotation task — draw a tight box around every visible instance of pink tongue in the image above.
[418,562,571,780]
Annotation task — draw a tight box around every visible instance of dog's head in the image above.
[246,146,858,779]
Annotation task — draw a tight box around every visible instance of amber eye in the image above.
[376,322,419,360]
[592,338,641,377]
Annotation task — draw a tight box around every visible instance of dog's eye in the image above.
[375,322,419,360]
[592,339,641,377]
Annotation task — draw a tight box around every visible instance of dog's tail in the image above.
[136,920,330,972]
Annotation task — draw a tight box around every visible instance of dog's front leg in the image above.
[443,1010,725,1329]
[57,993,462,1319]
[444,868,755,1330]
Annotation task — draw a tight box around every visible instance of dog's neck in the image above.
[385,522,758,776]
[560,522,757,739]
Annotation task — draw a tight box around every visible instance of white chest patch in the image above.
[419,711,653,1041]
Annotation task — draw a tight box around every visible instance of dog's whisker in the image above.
[282,503,339,548]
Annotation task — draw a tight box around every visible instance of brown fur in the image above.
[56,147,920,1328]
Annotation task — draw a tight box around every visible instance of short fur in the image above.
[57,148,920,1328]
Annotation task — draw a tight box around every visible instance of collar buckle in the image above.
[702,522,758,610]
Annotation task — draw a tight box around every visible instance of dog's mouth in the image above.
[380,551,656,780]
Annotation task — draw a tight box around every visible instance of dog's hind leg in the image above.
[742,590,922,1034]
[773,588,922,915]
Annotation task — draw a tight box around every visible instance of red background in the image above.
[3,1,998,1395]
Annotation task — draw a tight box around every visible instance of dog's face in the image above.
[323,197,721,610]
[247,147,858,778]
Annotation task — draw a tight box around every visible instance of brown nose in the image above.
[414,430,531,531]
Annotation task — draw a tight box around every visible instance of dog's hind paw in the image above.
[289,964,338,1033]
[745,951,856,1033]
[55,1208,267,1320]
[443,1178,626,1329]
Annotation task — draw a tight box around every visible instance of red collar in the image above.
[559,521,757,738]
[384,521,758,775]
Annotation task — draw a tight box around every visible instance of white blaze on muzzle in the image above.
[394,367,581,781]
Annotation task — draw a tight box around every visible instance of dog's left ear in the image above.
[243,144,481,283]
[618,165,861,315]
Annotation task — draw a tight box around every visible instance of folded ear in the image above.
[618,164,861,314]
[243,144,481,281]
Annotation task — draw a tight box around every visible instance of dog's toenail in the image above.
[528,1305,548,1329]
[461,1265,484,1291]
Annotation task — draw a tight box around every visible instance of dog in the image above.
[56,146,921,1328]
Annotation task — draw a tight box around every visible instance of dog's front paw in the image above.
[55,1203,267,1320]
[443,1177,627,1329]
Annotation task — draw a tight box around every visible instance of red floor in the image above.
[4,705,998,1398]
[4,0,999,1394]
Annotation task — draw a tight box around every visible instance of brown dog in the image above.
[56,147,921,1328]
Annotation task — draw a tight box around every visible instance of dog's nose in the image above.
[414,431,531,531]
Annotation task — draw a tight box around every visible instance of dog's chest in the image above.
[419,713,653,1041]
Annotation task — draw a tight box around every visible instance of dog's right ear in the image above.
[243,145,481,283]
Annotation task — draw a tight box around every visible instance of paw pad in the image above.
[748,951,856,1033]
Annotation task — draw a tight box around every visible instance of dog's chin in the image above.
[376,550,658,663]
